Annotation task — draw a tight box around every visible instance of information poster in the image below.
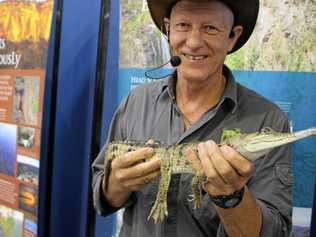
[0,0,54,236]
[117,0,315,236]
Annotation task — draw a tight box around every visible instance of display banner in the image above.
[116,0,315,236]
[0,0,54,236]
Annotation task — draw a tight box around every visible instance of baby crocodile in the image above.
[104,126,316,223]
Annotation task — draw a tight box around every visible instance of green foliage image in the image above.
[120,0,315,72]
[0,216,16,237]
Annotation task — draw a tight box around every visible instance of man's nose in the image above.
[185,29,204,50]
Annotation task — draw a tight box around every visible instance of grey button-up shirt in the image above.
[92,66,293,237]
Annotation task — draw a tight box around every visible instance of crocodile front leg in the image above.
[190,171,206,209]
[147,150,172,223]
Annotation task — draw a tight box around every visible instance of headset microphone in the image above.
[170,55,181,67]
[145,55,181,79]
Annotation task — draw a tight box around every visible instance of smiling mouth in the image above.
[183,53,208,60]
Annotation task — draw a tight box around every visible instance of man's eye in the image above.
[203,25,219,34]
[174,22,190,31]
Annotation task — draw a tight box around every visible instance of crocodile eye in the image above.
[127,147,136,153]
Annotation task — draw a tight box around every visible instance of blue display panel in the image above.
[45,0,106,236]
[94,0,120,236]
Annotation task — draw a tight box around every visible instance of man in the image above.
[92,0,293,236]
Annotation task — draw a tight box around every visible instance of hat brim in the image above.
[147,0,259,53]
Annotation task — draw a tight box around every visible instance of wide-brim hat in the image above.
[147,0,259,53]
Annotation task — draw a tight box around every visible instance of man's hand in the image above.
[186,140,262,236]
[104,146,161,207]
[186,140,255,197]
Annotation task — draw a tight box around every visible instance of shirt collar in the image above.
[221,65,238,113]
[159,65,238,113]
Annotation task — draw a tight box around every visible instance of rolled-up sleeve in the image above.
[252,145,292,237]
[217,111,293,237]
[91,96,129,216]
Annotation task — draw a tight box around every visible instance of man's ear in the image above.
[163,17,173,56]
[163,17,170,39]
[227,25,243,52]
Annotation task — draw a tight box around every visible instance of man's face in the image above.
[165,0,242,82]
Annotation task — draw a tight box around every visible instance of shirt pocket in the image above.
[274,163,293,187]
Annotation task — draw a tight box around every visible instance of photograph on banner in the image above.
[18,184,38,216]
[0,122,17,177]
[23,218,37,237]
[12,76,40,126]
[17,126,41,159]
[17,154,39,186]
[0,205,24,237]
[0,0,54,236]
[116,0,316,236]
[0,0,54,69]
[18,127,36,149]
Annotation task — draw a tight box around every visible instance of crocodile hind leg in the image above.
[190,171,206,209]
[147,152,172,223]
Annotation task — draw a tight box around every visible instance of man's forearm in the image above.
[215,187,262,237]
